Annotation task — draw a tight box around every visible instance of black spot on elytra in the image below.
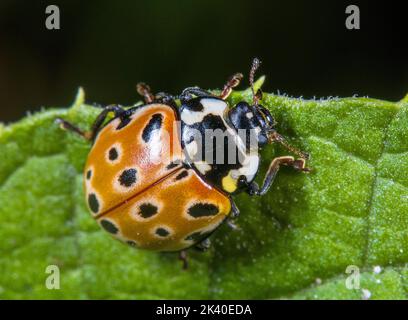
[108,147,118,161]
[127,240,137,247]
[188,203,219,218]
[86,170,92,180]
[185,231,203,242]
[118,168,137,187]
[100,219,118,234]
[185,230,213,244]
[166,161,180,170]
[88,193,99,213]
[175,170,188,181]
[138,203,158,218]
[116,116,132,130]
[155,227,170,237]
[142,114,163,142]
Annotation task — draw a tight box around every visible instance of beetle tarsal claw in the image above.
[291,159,310,172]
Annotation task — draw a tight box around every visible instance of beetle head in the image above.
[229,58,276,150]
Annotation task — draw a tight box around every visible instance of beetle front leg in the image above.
[249,156,310,196]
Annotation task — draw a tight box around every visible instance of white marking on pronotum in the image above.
[228,153,259,182]
[185,140,198,157]
[195,161,212,175]
[181,98,227,125]
[241,153,260,177]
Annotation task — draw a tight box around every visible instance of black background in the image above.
[0,0,406,122]
[0,299,403,317]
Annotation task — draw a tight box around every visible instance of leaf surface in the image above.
[0,88,407,299]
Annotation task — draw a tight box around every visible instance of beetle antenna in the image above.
[268,131,310,160]
[249,58,262,105]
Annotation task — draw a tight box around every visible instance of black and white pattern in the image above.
[180,97,260,193]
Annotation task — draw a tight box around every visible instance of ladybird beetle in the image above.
[56,59,309,268]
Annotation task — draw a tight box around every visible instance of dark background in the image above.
[0,0,406,123]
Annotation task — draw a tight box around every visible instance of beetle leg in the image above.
[154,91,178,108]
[89,105,127,140]
[251,156,309,196]
[55,118,90,139]
[269,131,310,160]
[223,197,241,230]
[194,238,211,252]
[55,104,126,141]
[137,83,177,108]
[179,72,243,102]
[247,181,260,196]
[219,73,244,100]
[178,87,213,103]
[178,250,188,270]
[229,197,240,218]
[226,219,240,231]
[136,82,155,104]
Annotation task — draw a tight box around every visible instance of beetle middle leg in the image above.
[219,73,244,100]
[136,83,177,107]
[56,104,126,141]
[248,156,310,196]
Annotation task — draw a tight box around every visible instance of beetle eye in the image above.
[255,105,275,129]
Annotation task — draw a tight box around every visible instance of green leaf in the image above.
[0,87,407,299]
